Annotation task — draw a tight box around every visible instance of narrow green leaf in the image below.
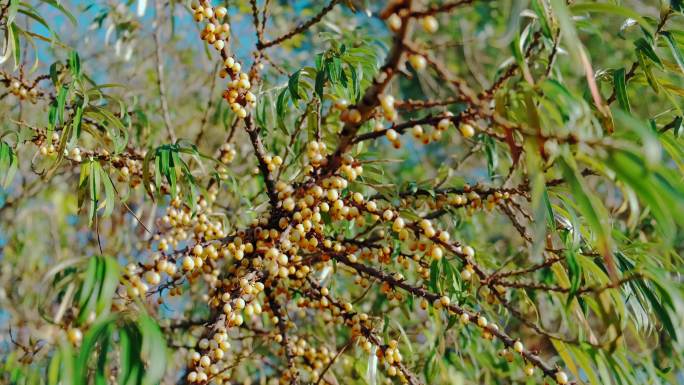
[99,170,115,218]
[559,155,615,277]
[315,69,326,98]
[288,70,301,102]
[68,50,81,79]
[637,51,660,93]
[635,38,663,67]
[96,256,120,315]
[613,67,631,112]
[139,315,167,385]
[10,23,21,68]
[7,0,20,25]
[662,31,684,73]
[47,348,61,385]
[531,0,552,38]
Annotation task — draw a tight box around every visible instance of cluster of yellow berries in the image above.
[300,285,412,382]
[185,329,233,383]
[65,147,83,162]
[6,79,39,102]
[38,132,61,156]
[112,154,143,185]
[218,143,236,164]
[195,6,230,50]
[305,140,328,168]
[262,154,283,172]
[377,110,475,149]
[339,107,362,125]
[386,12,438,34]
[116,256,177,302]
[377,339,406,379]
[190,1,255,119]
[379,94,397,122]
[411,116,454,146]
[292,337,337,383]
[157,194,224,250]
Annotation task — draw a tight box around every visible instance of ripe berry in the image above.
[67,328,83,345]
[182,256,195,271]
[556,371,568,384]
[387,13,402,32]
[421,16,439,33]
[409,54,427,71]
[513,340,524,353]
[459,123,475,138]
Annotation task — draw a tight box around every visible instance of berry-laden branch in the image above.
[305,278,422,385]
[245,116,279,207]
[330,252,570,384]
[5,1,683,385]
[319,0,414,178]
[265,286,300,384]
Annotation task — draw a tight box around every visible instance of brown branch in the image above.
[257,0,342,49]
[331,252,563,381]
[394,97,462,110]
[306,279,422,385]
[314,339,352,385]
[492,291,601,348]
[494,274,644,295]
[245,116,279,206]
[318,1,414,179]
[266,286,299,384]
[408,0,475,18]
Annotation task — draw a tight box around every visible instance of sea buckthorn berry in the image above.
[412,125,423,138]
[421,16,439,33]
[387,13,402,32]
[409,54,427,71]
[556,371,568,384]
[182,256,195,271]
[437,118,450,131]
[215,6,227,18]
[67,328,82,345]
[392,217,405,231]
[459,123,475,138]
[513,340,524,353]
[386,128,398,141]
[430,245,443,261]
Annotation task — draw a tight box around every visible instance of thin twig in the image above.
[153,0,176,142]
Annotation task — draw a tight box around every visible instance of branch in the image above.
[256,0,342,49]
[153,0,176,142]
[606,9,672,105]
[266,286,299,384]
[244,116,279,206]
[320,4,414,177]
[331,252,563,381]
[408,0,475,18]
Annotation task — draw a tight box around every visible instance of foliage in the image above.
[1,1,684,385]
